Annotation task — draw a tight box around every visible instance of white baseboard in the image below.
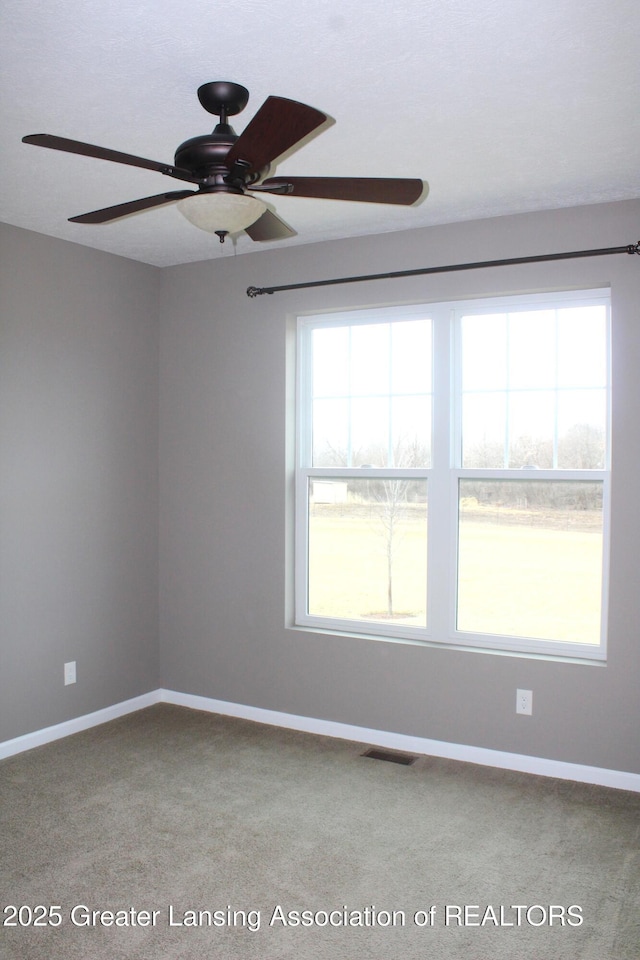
[159,689,640,793]
[2,687,640,793]
[0,691,160,760]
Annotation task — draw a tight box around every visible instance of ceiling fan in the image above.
[22,81,426,243]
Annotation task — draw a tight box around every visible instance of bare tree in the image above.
[361,435,427,616]
[559,423,605,469]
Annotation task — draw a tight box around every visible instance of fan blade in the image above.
[69,191,196,224]
[22,134,201,184]
[245,208,296,242]
[258,176,425,205]
[224,97,327,174]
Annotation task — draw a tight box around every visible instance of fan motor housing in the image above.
[174,130,269,186]
[174,133,231,176]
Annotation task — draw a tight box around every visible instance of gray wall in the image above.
[158,199,640,775]
[0,224,160,741]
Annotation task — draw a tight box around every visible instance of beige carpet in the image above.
[1,703,638,959]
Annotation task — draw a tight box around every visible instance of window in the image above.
[295,290,610,660]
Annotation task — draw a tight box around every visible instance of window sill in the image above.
[288,623,607,666]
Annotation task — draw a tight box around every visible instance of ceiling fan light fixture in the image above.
[176,192,266,235]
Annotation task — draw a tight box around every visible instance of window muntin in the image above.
[296,290,610,660]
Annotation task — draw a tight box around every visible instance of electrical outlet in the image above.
[516,688,532,715]
[64,661,76,685]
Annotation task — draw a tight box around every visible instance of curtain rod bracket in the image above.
[246,240,640,298]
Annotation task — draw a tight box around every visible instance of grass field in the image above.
[309,510,428,626]
[308,503,603,643]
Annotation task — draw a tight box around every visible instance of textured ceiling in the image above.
[1,0,638,267]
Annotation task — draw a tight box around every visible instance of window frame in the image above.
[294,288,611,661]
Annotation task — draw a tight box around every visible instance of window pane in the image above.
[462,393,507,468]
[308,478,427,628]
[557,307,607,387]
[508,311,556,389]
[312,398,349,466]
[461,304,608,471]
[391,320,432,393]
[391,395,431,467]
[312,326,349,396]
[508,391,555,468]
[461,314,507,390]
[457,480,603,644]
[557,390,606,468]
[310,317,432,467]
[351,397,390,466]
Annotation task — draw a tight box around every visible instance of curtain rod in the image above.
[246,240,639,298]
